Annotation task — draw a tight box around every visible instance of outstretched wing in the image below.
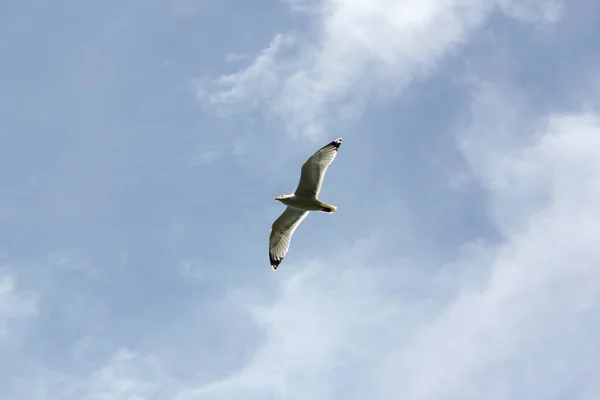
[269,207,309,270]
[294,138,342,198]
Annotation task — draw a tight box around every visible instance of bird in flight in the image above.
[269,138,343,270]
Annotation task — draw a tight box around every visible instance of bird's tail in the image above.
[320,204,337,213]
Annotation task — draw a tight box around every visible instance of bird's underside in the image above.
[269,138,342,270]
[277,195,337,213]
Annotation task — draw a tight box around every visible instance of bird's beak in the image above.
[274,197,280,201]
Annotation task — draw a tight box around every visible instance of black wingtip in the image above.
[323,137,342,152]
[332,138,342,149]
[270,254,283,270]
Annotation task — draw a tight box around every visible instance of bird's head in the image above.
[274,195,289,201]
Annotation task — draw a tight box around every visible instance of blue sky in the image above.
[1,0,599,399]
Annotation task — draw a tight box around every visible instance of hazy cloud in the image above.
[196,0,564,138]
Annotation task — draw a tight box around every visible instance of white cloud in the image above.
[10,349,177,400]
[382,103,600,400]
[196,0,563,139]
[497,0,563,23]
[195,34,296,110]
[7,2,597,399]
[224,52,249,64]
[0,272,37,342]
[191,150,219,166]
[8,88,600,399]
[47,249,98,277]
[172,88,600,399]
[79,349,174,400]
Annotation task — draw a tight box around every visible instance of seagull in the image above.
[269,138,343,270]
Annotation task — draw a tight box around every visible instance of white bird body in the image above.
[269,138,342,270]
[274,194,337,213]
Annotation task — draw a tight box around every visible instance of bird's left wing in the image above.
[269,207,309,270]
[294,138,342,198]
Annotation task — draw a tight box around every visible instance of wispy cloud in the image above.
[173,84,600,399]
[195,34,296,110]
[4,1,598,399]
[0,272,37,342]
[190,150,219,166]
[224,52,250,64]
[24,82,598,400]
[196,0,563,139]
[497,0,562,23]
[12,349,177,400]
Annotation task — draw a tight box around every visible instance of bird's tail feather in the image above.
[320,204,337,213]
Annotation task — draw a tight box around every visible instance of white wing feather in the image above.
[294,138,342,198]
[269,207,309,269]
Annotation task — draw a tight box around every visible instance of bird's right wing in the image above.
[269,207,309,270]
[294,138,342,198]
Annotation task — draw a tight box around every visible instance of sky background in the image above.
[1,0,599,399]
